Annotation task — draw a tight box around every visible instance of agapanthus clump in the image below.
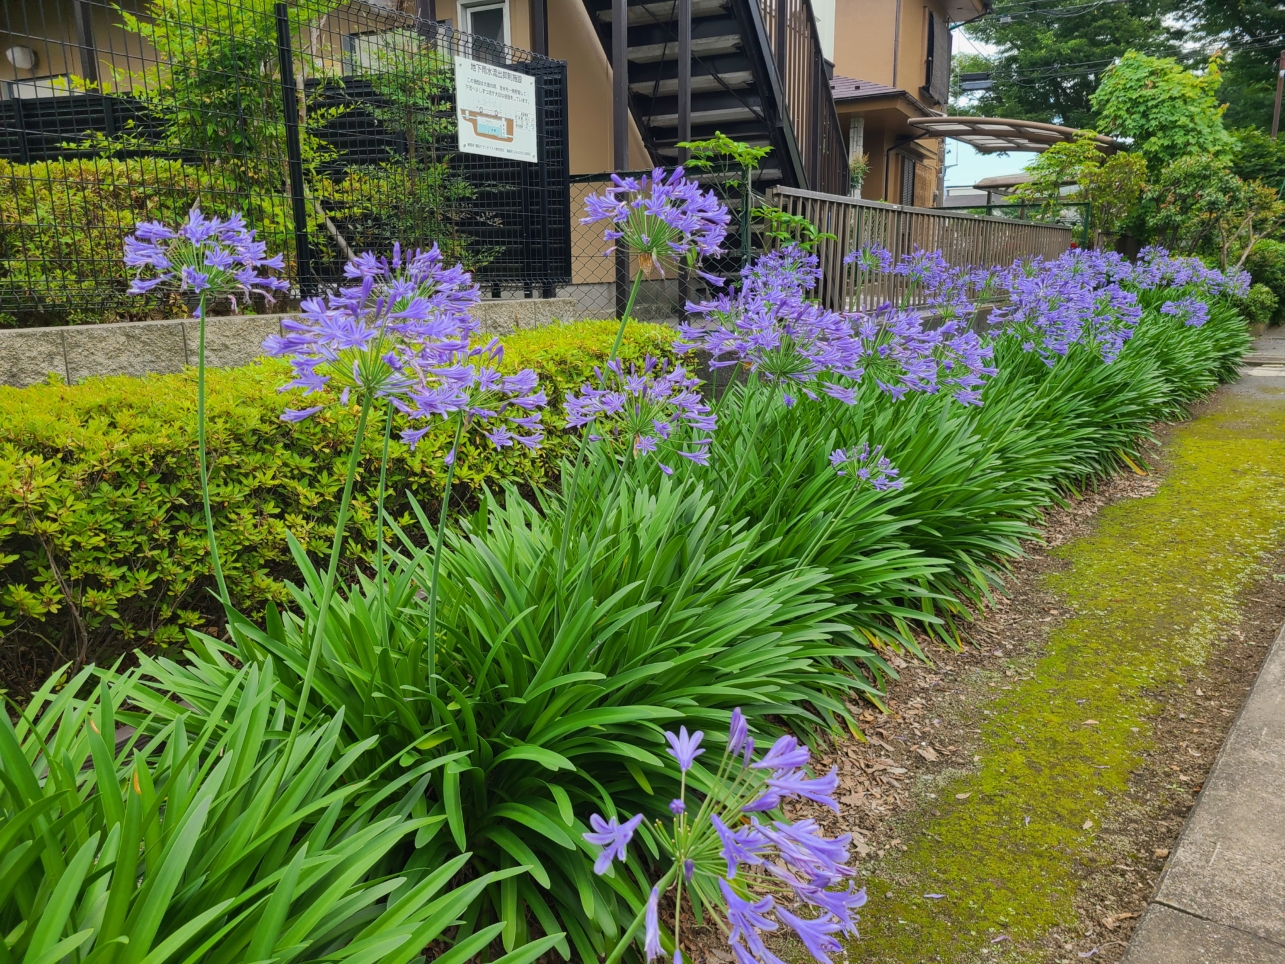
[1130,247,1251,298]
[124,206,289,311]
[264,244,480,422]
[676,246,864,406]
[581,167,731,279]
[830,443,904,491]
[839,245,998,405]
[585,712,864,964]
[563,355,715,474]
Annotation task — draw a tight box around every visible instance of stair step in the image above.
[647,105,760,127]
[631,69,754,94]
[595,0,729,25]
[628,34,741,62]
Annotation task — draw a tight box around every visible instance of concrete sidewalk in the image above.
[1123,618,1285,964]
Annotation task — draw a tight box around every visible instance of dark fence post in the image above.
[275,2,313,297]
[613,0,630,319]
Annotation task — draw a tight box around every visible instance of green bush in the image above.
[1244,239,1285,323]
[0,321,676,681]
[1235,283,1280,326]
[0,157,299,327]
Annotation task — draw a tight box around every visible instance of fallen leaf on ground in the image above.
[991,935,1010,944]
[1154,848,1170,858]
[1102,912,1140,931]
[955,792,971,800]
[1083,819,1093,829]
[914,746,940,762]
[1083,719,1100,726]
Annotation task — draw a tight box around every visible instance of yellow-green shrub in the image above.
[0,320,675,679]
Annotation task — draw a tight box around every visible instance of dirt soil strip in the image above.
[686,382,1285,964]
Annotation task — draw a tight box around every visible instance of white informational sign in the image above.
[454,57,538,163]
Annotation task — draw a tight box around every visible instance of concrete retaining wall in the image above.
[0,298,582,388]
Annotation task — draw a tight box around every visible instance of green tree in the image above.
[1231,126,1285,191]
[957,0,1179,128]
[1171,0,1285,130]
[1141,153,1284,267]
[1090,52,1234,167]
[1011,130,1147,246]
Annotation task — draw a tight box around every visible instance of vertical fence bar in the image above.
[275,2,313,298]
[612,0,630,318]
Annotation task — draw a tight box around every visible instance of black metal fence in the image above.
[0,0,570,326]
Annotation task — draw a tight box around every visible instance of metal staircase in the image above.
[582,0,849,194]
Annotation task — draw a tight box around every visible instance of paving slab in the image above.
[1123,617,1285,961]
[1124,904,1285,964]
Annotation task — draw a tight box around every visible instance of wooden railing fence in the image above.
[768,186,1074,311]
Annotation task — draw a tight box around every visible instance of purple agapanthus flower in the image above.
[581,167,730,278]
[775,908,844,964]
[263,244,546,457]
[710,813,769,877]
[1160,296,1209,328]
[830,443,904,492]
[645,886,663,960]
[676,246,864,404]
[584,812,645,874]
[564,355,715,473]
[751,734,810,772]
[587,708,864,964]
[124,206,288,313]
[665,726,705,771]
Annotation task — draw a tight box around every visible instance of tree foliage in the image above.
[957,0,1179,129]
[1090,52,1234,167]
[1171,0,1285,130]
[1010,132,1147,245]
[1141,153,1285,267]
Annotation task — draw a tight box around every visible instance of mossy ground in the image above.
[850,388,1285,963]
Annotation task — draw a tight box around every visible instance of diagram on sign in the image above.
[460,110,514,142]
[454,57,538,162]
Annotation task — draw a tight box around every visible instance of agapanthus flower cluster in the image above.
[263,244,545,460]
[581,167,730,278]
[1160,296,1210,328]
[1130,247,1251,299]
[585,712,863,964]
[563,355,715,473]
[829,443,903,491]
[676,246,865,406]
[123,206,288,312]
[989,253,1143,365]
[838,245,999,405]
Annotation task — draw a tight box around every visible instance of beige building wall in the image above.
[831,0,950,99]
[548,0,649,175]
[1,0,152,95]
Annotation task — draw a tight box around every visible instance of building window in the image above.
[4,75,72,99]
[343,29,418,74]
[458,0,508,44]
[899,155,916,206]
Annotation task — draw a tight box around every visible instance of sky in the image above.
[941,30,1033,190]
[942,140,1031,189]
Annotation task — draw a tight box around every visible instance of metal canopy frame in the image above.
[907,116,1119,154]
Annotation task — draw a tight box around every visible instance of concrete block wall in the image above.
[0,298,583,388]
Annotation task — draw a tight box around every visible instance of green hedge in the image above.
[0,320,675,677]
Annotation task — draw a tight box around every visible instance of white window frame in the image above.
[456,0,510,46]
[4,74,72,100]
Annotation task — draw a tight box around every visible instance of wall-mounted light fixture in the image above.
[5,46,39,71]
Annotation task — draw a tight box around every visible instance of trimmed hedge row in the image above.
[0,321,676,680]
